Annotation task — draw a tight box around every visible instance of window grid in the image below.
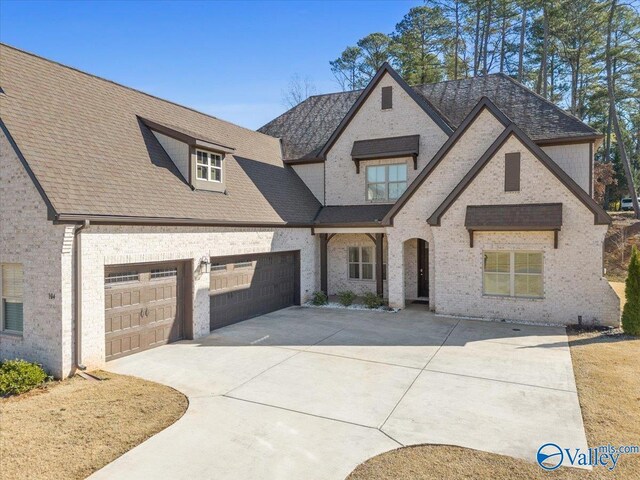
[196,150,223,183]
[347,246,386,281]
[233,261,253,269]
[150,268,177,279]
[483,251,543,298]
[366,164,407,202]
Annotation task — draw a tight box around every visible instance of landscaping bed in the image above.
[0,370,187,480]
[347,328,640,479]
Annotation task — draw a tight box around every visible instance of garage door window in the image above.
[151,268,177,279]
[1,263,23,334]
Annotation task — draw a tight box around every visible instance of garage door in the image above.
[105,262,185,360]
[210,251,300,330]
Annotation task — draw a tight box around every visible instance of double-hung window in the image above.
[1,263,23,333]
[366,164,407,202]
[348,246,374,280]
[483,251,543,298]
[196,150,223,183]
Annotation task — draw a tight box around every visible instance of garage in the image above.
[105,262,189,360]
[210,251,300,330]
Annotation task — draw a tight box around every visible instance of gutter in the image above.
[74,219,90,371]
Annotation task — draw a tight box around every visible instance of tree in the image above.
[621,246,640,336]
[281,74,317,108]
[391,6,451,84]
[330,46,364,91]
[357,33,392,80]
[594,161,617,205]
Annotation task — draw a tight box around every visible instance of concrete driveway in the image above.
[92,306,587,479]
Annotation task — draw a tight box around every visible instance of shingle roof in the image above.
[314,205,393,226]
[0,44,321,224]
[259,73,599,161]
[465,203,563,230]
[351,135,420,160]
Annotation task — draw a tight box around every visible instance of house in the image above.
[0,44,619,378]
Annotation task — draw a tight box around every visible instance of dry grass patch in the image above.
[0,370,187,480]
[348,329,640,480]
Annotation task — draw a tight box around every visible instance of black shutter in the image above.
[505,152,521,191]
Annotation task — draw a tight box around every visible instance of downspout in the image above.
[74,220,90,371]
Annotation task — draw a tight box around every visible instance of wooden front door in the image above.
[417,239,429,298]
[105,262,184,360]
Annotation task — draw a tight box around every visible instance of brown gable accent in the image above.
[382,96,512,225]
[427,124,611,226]
[381,86,393,109]
[317,63,453,160]
[139,117,235,153]
[504,152,521,191]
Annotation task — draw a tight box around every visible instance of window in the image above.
[347,246,386,281]
[483,251,543,298]
[150,268,177,279]
[196,150,223,183]
[105,272,139,284]
[366,164,407,201]
[1,264,23,333]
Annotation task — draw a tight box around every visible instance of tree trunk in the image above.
[518,4,527,81]
[542,3,548,98]
[499,0,506,73]
[474,4,481,76]
[483,0,493,75]
[454,1,460,79]
[606,0,639,218]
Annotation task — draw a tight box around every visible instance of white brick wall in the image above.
[77,226,317,372]
[432,135,619,326]
[326,234,387,296]
[291,163,324,203]
[542,143,591,194]
[324,72,449,205]
[0,131,71,378]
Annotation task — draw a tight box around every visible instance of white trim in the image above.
[195,149,223,183]
[482,250,544,299]
[365,163,407,202]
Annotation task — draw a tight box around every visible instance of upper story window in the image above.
[1,263,23,334]
[196,150,222,183]
[366,164,407,202]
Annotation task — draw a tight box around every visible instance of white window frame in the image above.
[196,149,223,183]
[482,251,544,299]
[347,246,387,281]
[366,163,408,202]
[1,263,24,334]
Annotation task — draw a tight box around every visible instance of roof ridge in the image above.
[0,42,279,141]
[495,72,599,134]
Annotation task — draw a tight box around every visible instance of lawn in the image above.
[347,328,640,479]
[0,371,187,480]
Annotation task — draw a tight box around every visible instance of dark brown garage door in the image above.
[105,262,185,360]
[210,251,300,330]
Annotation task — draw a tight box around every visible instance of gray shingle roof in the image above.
[259,73,599,161]
[0,44,321,224]
[465,203,563,230]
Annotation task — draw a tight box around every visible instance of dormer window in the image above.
[196,150,223,183]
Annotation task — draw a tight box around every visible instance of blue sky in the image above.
[0,0,418,129]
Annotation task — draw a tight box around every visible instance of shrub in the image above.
[337,290,357,306]
[363,292,383,309]
[311,290,328,306]
[0,359,49,396]
[622,246,640,336]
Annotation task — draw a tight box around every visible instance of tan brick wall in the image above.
[0,131,71,378]
[432,135,619,326]
[324,72,449,205]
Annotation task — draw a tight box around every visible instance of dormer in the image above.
[139,117,234,193]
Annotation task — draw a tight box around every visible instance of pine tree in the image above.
[622,246,640,336]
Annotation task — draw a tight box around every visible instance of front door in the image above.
[417,239,429,298]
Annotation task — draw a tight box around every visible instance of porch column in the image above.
[375,233,384,297]
[320,233,328,294]
[386,235,405,309]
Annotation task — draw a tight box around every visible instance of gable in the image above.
[319,64,452,160]
[427,126,610,226]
